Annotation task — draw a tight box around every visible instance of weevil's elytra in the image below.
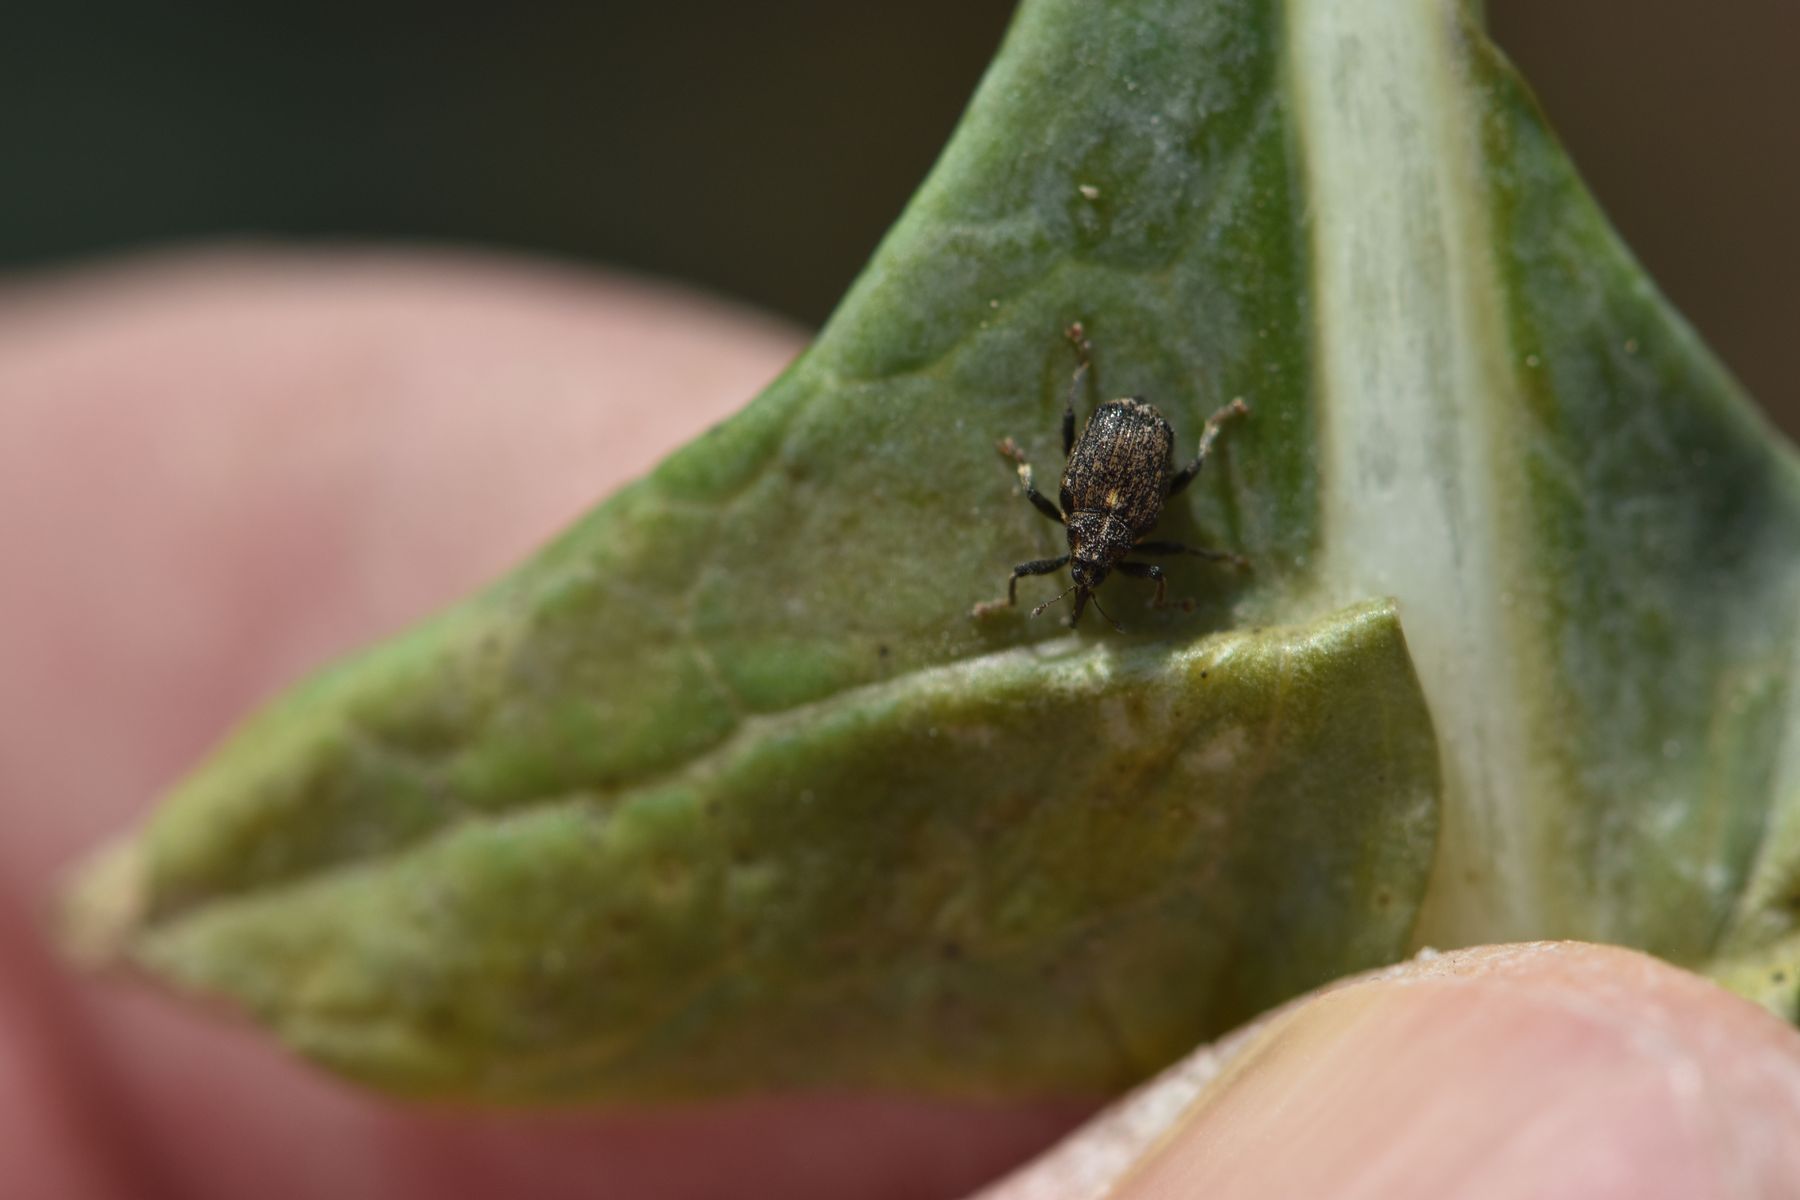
[972,323,1249,629]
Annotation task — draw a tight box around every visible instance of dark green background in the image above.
[3,2,1793,434]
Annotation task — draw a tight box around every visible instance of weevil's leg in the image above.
[1062,363,1085,456]
[1116,559,1168,608]
[1008,555,1071,604]
[996,437,1065,524]
[971,554,1071,618]
[1066,587,1090,628]
[1062,323,1092,456]
[1130,539,1250,569]
[1062,587,1119,631]
[1167,398,1251,498]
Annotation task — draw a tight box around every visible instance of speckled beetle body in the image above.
[974,324,1249,628]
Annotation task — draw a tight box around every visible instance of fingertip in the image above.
[985,943,1800,1200]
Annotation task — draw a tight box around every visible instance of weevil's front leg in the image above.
[1167,398,1251,498]
[1130,539,1250,569]
[996,437,1065,525]
[1116,559,1168,608]
[1066,586,1090,628]
[971,554,1071,618]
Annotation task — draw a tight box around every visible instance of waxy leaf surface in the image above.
[68,0,1800,1099]
[119,604,1436,1100]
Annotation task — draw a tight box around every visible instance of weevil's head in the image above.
[1062,551,1122,630]
[1030,558,1112,628]
[1070,557,1109,590]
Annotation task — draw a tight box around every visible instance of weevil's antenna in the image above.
[1031,582,1078,618]
[1088,591,1123,632]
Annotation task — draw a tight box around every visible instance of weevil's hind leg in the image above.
[1062,363,1083,457]
[1130,539,1250,570]
[971,554,1071,618]
[1116,559,1169,608]
[1167,398,1251,498]
[996,437,1065,525]
[1062,322,1092,457]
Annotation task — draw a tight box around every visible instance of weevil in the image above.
[972,323,1249,628]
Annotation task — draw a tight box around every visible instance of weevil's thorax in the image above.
[1067,510,1134,586]
[1059,397,1175,535]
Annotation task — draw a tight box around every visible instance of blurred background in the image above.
[2,1,1793,434]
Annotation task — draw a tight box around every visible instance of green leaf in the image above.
[91,603,1436,1100]
[64,0,1800,1102]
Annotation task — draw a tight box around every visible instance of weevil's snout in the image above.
[1070,559,1108,590]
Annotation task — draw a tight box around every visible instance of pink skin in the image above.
[3,250,1799,1200]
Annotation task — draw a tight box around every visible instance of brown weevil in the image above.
[973,323,1249,628]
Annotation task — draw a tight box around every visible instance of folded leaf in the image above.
[64,0,1800,1102]
[93,603,1436,1101]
